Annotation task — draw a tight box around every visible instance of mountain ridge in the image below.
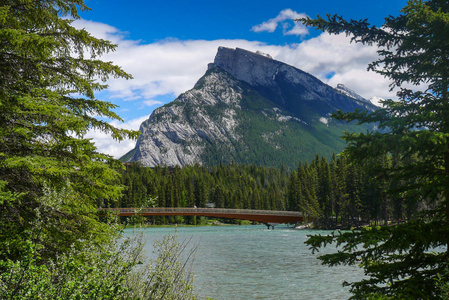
[123,47,377,168]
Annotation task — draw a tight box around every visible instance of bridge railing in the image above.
[99,207,302,217]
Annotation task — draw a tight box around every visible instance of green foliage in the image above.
[117,156,411,229]
[1,186,196,299]
[0,227,197,299]
[0,238,133,299]
[0,0,139,261]
[300,0,449,298]
[435,269,449,299]
[307,221,449,299]
[127,233,197,299]
[116,162,289,214]
[198,82,372,169]
[0,1,198,298]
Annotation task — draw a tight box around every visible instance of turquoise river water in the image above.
[124,225,363,299]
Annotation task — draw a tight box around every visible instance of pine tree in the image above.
[330,154,343,226]
[287,170,300,211]
[213,184,225,208]
[301,1,449,298]
[317,156,332,226]
[0,0,138,261]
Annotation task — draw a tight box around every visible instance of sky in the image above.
[76,0,408,158]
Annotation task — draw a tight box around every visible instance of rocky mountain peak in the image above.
[124,47,377,168]
[208,47,285,87]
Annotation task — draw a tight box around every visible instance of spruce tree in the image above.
[287,170,300,211]
[317,156,332,227]
[301,1,449,298]
[330,154,343,226]
[0,0,138,261]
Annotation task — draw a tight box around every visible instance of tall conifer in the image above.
[301,1,449,297]
[0,0,138,260]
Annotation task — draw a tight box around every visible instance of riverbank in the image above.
[123,218,254,228]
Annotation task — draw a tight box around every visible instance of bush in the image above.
[0,230,197,299]
[0,185,197,299]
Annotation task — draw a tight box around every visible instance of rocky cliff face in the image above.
[130,69,244,167]
[210,47,373,120]
[125,47,377,168]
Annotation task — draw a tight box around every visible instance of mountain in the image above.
[123,47,377,169]
[335,83,370,104]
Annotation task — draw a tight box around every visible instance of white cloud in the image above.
[251,9,309,36]
[142,99,164,107]
[75,18,278,100]
[276,33,395,100]
[76,20,394,103]
[74,19,397,158]
[85,115,150,158]
[99,38,280,100]
[73,19,128,44]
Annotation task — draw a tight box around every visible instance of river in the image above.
[124,225,364,299]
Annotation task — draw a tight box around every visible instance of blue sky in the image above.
[76,0,408,157]
[81,0,404,42]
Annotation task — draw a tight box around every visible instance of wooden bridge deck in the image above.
[99,207,303,224]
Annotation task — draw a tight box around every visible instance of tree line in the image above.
[114,153,418,229]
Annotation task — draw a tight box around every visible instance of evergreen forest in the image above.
[114,154,411,229]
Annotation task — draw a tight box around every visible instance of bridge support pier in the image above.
[264,223,276,230]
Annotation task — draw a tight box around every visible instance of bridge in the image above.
[99,208,303,227]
